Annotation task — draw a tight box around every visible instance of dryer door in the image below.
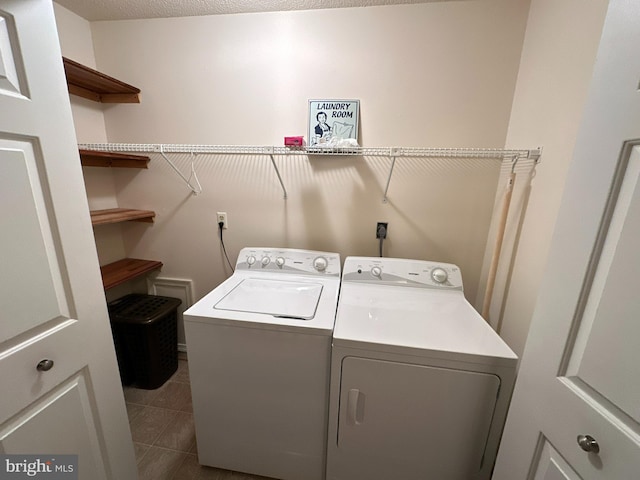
[337,357,500,480]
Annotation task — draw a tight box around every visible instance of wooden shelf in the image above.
[91,208,155,226]
[65,61,158,290]
[66,61,159,290]
[100,258,163,290]
[63,57,140,103]
[79,149,150,168]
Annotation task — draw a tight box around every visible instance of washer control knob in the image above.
[246,255,256,266]
[313,256,328,272]
[371,266,382,278]
[261,256,271,266]
[431,267,448,284]
[275,257,285,267]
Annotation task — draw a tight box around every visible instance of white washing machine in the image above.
[326,257,517,480]
[184,247,341,480]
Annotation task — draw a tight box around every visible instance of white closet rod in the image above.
[79,143,542,200]
[80,143,541,159]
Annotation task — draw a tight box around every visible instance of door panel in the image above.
[532,439,583,480]
[0,140,69,342]
[566,147,640,423]
[0,373,108,480]
[0,12,25,97]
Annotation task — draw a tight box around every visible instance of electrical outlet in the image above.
[217,212,228,229]
[376,222,388,239]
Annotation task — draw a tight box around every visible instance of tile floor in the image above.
[123,356,274,480]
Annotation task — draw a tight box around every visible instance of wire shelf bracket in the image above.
[266,147,288,199]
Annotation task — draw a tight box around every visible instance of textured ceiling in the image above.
[54,0,447,21]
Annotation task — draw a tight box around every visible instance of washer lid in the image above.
[214,278,323,320]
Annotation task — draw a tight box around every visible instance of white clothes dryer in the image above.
[184,247,341,480]
[326,257,517,480]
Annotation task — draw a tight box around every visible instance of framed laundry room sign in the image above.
[308,99,360,147]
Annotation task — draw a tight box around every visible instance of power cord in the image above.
[377,223,387,257]
[219,221,234,273]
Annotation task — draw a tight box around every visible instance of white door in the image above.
[493,1,640,479]
[0,1,137,478]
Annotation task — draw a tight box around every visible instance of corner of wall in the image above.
[53,2,125,261]
[480,0,609,356]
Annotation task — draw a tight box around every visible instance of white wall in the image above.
[87,0,531,303]
[476,0,609,356]
[55,0,612,360]
[53,3,105,143]
[53,3,128,270]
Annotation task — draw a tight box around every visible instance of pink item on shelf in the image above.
[284,136,304,146]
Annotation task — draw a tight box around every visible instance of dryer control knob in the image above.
[431,267,448,284]
[246,255,256,266]
[371,266,382,278]
[275,257,285,267]
[313,256,328,272]
[261,256,271,266]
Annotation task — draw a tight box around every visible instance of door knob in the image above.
[36,359,54,372]
[577,434,600,454]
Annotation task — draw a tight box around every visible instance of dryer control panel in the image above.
[342,256,463,290]
[236,247,341,276]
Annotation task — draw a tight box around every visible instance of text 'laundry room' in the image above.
[3,0,637,480]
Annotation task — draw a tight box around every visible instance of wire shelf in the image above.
[79,143,541,160]
[78,143,541,201]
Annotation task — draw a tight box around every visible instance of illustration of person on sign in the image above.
[313,111,332,145]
